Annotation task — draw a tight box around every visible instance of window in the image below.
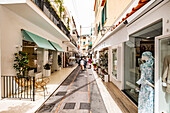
[112,49,117,78]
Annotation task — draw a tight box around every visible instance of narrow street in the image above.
[37,66,107,113]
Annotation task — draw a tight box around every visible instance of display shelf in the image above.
[99,49,108,74]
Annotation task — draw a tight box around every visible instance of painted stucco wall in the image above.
[93,0,132,49]
[106,0,132,26]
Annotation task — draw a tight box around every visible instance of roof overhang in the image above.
[0,0,70,41]
[92,0,158,50]
[63,41,77,49]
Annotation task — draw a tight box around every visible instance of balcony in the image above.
[32,0,77,48]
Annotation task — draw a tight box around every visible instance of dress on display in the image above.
[136,52,154,113]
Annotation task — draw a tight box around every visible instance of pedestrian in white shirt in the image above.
[80,58,84,70]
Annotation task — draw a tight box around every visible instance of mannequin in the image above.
[162,55,170,92]
[136,51,154,113]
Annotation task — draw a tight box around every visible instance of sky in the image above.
[63,0,95,36]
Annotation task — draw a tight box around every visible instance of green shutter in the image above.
[102,9,105,26]
[98,23,100,33]
[105,1,107,21]
[102,1,107,27]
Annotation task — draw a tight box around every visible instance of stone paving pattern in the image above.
[37,66,107,113]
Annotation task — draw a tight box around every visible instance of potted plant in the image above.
[44,63,51,76]
[13,51,30,77]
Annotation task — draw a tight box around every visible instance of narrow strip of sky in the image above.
[63,0,95,35]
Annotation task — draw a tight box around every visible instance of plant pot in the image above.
[104,75,108,82]
[45,69,51,76]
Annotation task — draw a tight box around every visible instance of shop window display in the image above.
[158,36,170,112]
[124,21,162,105]
[99,48,108,77]
[112,49,117,78]
[22,40,38,72]
[48,50,53,65]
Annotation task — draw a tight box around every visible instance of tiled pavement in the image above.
[0,65,78,113]
[36,67,107,113]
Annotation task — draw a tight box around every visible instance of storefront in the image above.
[93,0,170,112]
[99,48,108,74]
[124,20,162,105]
[22,29,64,76]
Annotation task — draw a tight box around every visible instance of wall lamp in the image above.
[100,25,115,36]
[123,20,128,25]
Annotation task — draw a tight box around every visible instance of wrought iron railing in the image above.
[32,0,77,48]
[1,75,35,101]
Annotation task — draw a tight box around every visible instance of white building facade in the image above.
[0,0,78,100]
[93,0,170,112]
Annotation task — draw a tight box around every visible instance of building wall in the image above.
[0,5,67,75]
[110,1,170,112]
[93,0,132,49]
[95,1,170,112]
[106,0,132,26]
[126,1,170,113]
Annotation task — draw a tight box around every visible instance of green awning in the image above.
[49,41,64,52]
[21,29,55,50]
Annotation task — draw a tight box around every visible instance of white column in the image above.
[42,49,49,76]
[51,51,57,72]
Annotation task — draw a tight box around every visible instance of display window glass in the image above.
[124,21,162,105]
[112,49,117,78]
[158,36,170,112]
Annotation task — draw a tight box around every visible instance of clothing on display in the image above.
[136,51,154,113]
[162,55,170,93]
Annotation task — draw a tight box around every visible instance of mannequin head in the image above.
[142,55,149,61]
[141,51,153,61]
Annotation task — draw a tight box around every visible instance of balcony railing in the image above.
[32,0,77,48]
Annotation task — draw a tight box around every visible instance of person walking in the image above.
[80,58,85,71]
[89,58,91,69]
[84,57,87,71]
[93,57,96,71]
